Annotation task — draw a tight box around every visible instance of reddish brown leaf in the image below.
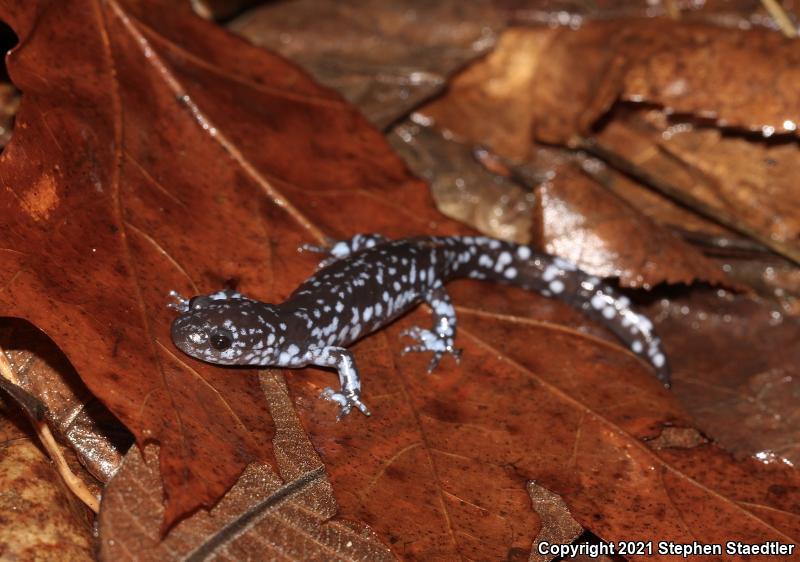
[531,166,733,289]
[620,24,800,136]
[0,0,445,525]
[287,296,799,559]
[423,20,800,159]
[99,372,394,561]
[647,290,800,466]
[3,1,800,558]
[715,252,800,316]
[580,152,736,240]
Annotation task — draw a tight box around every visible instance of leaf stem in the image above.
[761,0,797,38]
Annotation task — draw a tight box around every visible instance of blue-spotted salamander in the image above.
[169,235,670,419]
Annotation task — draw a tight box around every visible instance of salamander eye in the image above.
[209,329,233,351]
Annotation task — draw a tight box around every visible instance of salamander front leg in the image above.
[167,290,190,313]
[401,285,462,372]
[315,347,371,420]
[300,233,388,268]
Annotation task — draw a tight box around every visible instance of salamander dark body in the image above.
[170,235,670,418]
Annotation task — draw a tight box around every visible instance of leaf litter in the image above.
[0,0,798,560]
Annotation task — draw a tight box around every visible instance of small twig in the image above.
[578,137,800,267]
[0,346,100,513]
[762,0,798,38]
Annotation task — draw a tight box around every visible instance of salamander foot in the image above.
[400,326,462,372]
[321,387,371,421]
[167,290,190,313]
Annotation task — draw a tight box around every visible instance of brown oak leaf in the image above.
[0,0,445,526]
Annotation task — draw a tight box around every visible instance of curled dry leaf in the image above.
[0,318,131,483]
[229,0,502,129]
[594,109,800,253]
[529,19,800,145]
[99,372,393,562]
[0,401,93,561]
[531,166,733,289]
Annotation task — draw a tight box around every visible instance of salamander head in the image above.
[171,295,282,366]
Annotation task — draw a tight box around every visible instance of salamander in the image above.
[169,234,670,419]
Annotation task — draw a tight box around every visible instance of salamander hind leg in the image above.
[314,347,371,420]
[401,285,462,372]
[300,233,388,268]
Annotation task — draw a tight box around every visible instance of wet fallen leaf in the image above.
[620,23,800,135]
[531,166,733,289]
[98,372,394,561]
[647,289,800,466]
[420,21,800,262]
[0,318,131,483]
[594,108,800,257]
[2,0,799,559]
[388,119,536,243]
[424,19,800,149]
[229,0,502,129]
[529,19,800,145]
[715,253,800,315]
[288,293,799,559]
[578,151,736,240]
[0,0,444,526]
[0,400,94,561]
[422,27,553,161]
